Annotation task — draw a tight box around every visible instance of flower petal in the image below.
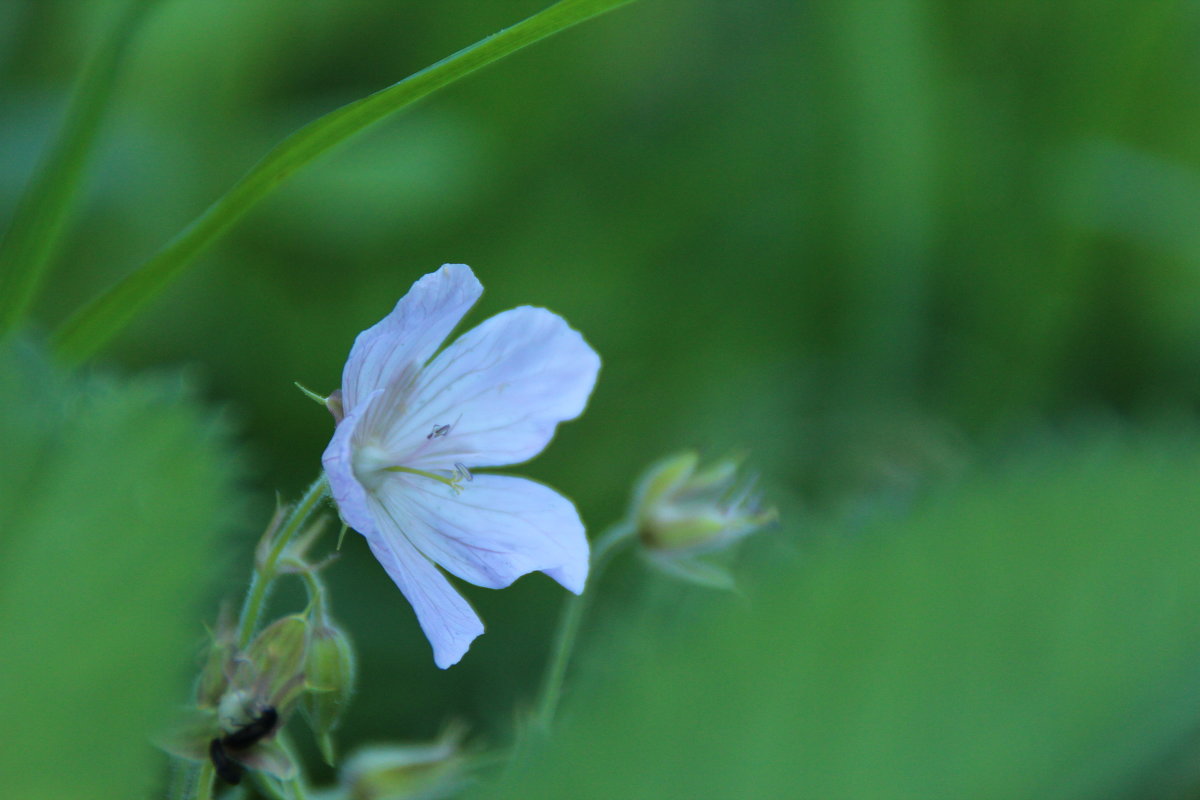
[385,307,601,469]
[323,391,484,668]
[341,264,482,412]
[360,514,485,669]
[374,473,589,594]
[321,389,382,538]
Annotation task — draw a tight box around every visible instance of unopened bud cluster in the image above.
[337,724,470,800]
[160,539,356,785]
[628,451,777,590]
[633,451,776,554]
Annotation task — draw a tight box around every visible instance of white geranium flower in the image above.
[322,264,600,668]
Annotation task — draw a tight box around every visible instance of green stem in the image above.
[294,565,329,618]
[237,476,329,648]
[51,0,640,364]
[535,519,635,729]
[194,762,214,800]
[0,0,159,337]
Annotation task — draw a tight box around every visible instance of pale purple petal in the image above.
[382,307,601,470]
[341,264,482,412]
[375,473,589,594]
[360,514,484,669]
[324,390,484,668]
[322,389,383,538]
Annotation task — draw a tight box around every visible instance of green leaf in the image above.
[0,0,160,336]
[51,0,640,364]
[484,429,1200,799]
[0,339,242,798]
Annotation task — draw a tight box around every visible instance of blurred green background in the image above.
[5,0,1200,796]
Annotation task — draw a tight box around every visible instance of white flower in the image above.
[322,264,600,668]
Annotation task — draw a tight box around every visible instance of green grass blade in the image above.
[0,0,159,337]
[51,0,639,364]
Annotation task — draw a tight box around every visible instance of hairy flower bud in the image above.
[632,452,777,590]
[634,452,776,553]
[241,614,312,714]
[338,724,468,800]
[301,618,357,764]
[161,615,311,783]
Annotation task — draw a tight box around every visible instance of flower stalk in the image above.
[238,476,329,649]
[535,519,635,730]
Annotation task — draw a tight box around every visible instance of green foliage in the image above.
[49,0,639,364]
[484,430,1200,798]
[0,0,158,336]
[5,1,1200,792]
[0,340,241,798]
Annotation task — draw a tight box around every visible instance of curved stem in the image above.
[237,475,329,648]
[194,761,215,800]
[535,519,635,729]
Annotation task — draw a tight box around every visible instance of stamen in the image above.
[385,464,471,494]
[427,423,452,440]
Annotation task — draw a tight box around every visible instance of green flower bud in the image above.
[301,618,357,765]
[339,724,468,800]
[633,452,777,554]
[241,613,312,714]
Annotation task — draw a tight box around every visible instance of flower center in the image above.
[351,443,395,492]
[352,443,473,494]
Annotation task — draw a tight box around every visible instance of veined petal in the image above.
[342,264,482,412]
[322,389,383,538]
[323,391,484,668]
[362,515,484,669]
[387,307,601,469]
[375,473,589,594]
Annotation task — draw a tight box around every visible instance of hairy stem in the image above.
[237,475,329,648]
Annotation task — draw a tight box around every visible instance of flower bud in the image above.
[633,452,777,554]
[338,724,468,800]
[241,614,312,713]
[301,618,357,764]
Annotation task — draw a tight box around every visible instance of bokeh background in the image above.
[6,0,1200,797]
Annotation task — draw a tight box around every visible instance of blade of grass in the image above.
[51,0,640,364]
[0,0,160,338]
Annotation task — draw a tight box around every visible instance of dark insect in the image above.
[222,706,278,749]
[209,706,278,785]
[209,738,244,785]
